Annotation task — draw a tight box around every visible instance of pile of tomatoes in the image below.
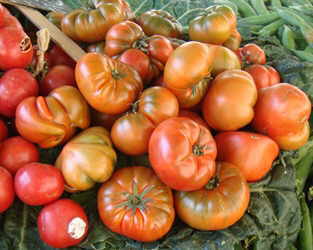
[0,0,312,248]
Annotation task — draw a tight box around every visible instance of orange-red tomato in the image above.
[149,117,217,191]
[237,43,266,65]
[178,109,208,128]
[0,166,15,212]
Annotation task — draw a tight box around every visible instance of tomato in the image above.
[189,5,236,45]
[75,53,143,115]
[178,109,208,128]
[0,5,33,70]
[87,41,106,54]
[175,162,250,230]
[0,166,14,212]
[0,119,8,141]
[0,69,38,117]
[15,86,90,148]
[147,35,173,65]
[136,9,183,38]
[98,166,175,242]
[90,109,122,130]
[149,117,217,191]
[245,64,280,90]
[215,131,279,182]
[56,127,117,192]
[40,65,76,96]
[223,29,241,51]
[252,83,311,150]
[61,0,133,43]
[46,11,64,29]
[111,86,179,155]
[14,162,64,205]
[47,44,75,68]
[211,45,241,76]
[202,69,257,131]
[38,199,88,248]
[238,43,266,65]
[0,136,39,174]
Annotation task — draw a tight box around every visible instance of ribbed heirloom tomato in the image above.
[149,117,217,191]
[97,166,175,242]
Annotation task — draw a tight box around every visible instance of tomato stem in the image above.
[205,176,219,190]
[111,70,124,80]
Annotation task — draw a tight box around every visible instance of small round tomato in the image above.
[38,199,88,248]
[14,162,64,206]
[202,69,257,131]
[0,69,38,117]
[98,166,175,242]
[0,166,15,213]
[147,35,173,65]
[0,136,39,174]
[178,109,208,128]
[175,162,250,230]
[47,44,76,68]
[149,117,217,191]
[0,119,8,141]
[245,64,280,90]
[215,131,279,182]
[238,43,266,65]
[40,65,76,96]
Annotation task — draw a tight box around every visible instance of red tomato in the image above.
[14,162,64,206]
[40,65,76,96]
[0,166,15,212]
[178,109,208,128]
[47,44,76,68]
[149,117,217,191]
[38,199,88,248]
[0,136,39,174]
[0,69,38,117]
[0,119,8,141]
[90,109,123,130]
[237,43,266,65]
[215,131,279,182]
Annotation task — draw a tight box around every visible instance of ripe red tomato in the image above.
[215,131,279,182]
[0,136,39,174]
[149,117,217,191]
[40,65,76,96]
[0,69,38,117]
[98,166,175,242]
[38,199,88,248]
[0,119,8,141]
[237,43,266,65]
[0,166,15,212]
[14,162,64,206]
[47,44,75,68]
[178,109,208,128]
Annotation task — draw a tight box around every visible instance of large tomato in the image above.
[61,0,133,43]
[245,64,280,90]
[0,166,14,212]
[14,162,64,205]
[111,86,179,155]
[97,166,175,242]
[175,162,250,230]
[149,117,217,191]
[189,5,236,45]
[136,9,183,38]
[56,127,117,192]
[38,199,88,248]
[178,109,208,128]
[252,83,311,150]
[0,119,8,141]
[202,69,257,131]
[0,136,39,174]
[0,69,38,117]
[75,53,143,115]
[215,132,279,182]
[223,29,241,51]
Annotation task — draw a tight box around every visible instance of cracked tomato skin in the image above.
[175,162,250,231]
[149,117,217,191]
[97,166,175,242]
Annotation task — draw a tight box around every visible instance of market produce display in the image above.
[1,0,313,250]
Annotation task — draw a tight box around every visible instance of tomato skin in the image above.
[245,64,280,90]
[0,166,15,213]
[98,166,175,242]
[252,83,311,150]
[215,132,279,182]
[0,136,39,174]
[136,9,183,38]
[40,65,76,96]
[178,109,208,128]
[147,35,173,65]
[0,69,38,117]
[223,29,241,51]
[47,45,75,68]
[189,5,236,45]
[238,43,266,65]
[91,109,122,130]
[14,162,64,206]
[76,53,143,115]
[202,69,257,131]
[46,11,64,29]
[149,117,217,191]
[0,119,8,141]
[38,199,88,248]
[175,162,250,230]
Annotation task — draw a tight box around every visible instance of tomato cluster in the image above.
[0,1,312,248]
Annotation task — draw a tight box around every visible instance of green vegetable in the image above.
[292,49,313,63]
[256,19,285,36]
[271,0,283,8]
[295,145,313,194]
[211,0,239,14]
[305,46,313,53]
[250,0,270,15]
[231,0,257,17]
[238,12,280,25]
[282,25,296,49]
[299,195,313,250]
